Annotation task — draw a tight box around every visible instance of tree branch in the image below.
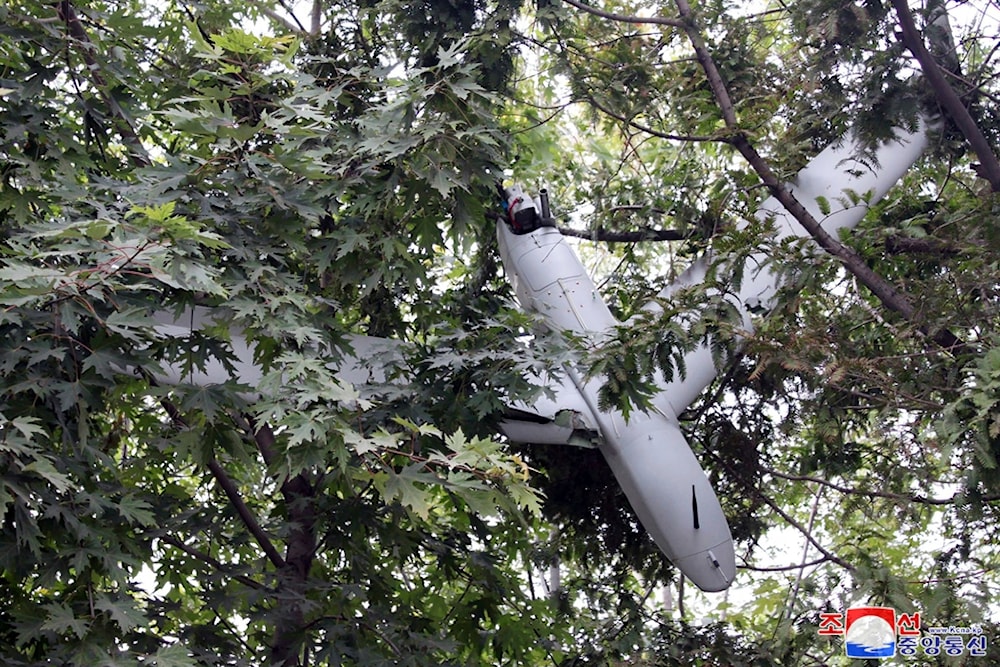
[606,204,668,216]
[585,93,722,143]
[559,225,686,242]
[56,1,150,168]
[699,440,856,574]
[247,0,307,34]
[158,398,287,570]
[252,422,318,667]
[884,235,961,256]
[739,556,832,573]
[753,490,856,573]
[562,0,684,28]
[206,458,288,570]
[671,0,966,353]
[309,0,322,35]
[164,402,316,666]
[672,0,738,127]
[891,0,1000,191]
[761,465,1000,506]
[160,534,267,590]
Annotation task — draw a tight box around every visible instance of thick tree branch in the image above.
[250,418,279,467]
[729,133,966,352]
[161,404,316,666]
[310,0,322,35]
[159,398,287,570]
[891,0,1000,191]
[56,1,150,168]
[562,0,684,28]
[205,458,288,570]
[226,413,319,666]
[253,422,318,667]
[672,0,966,353]
[673,0,738,127]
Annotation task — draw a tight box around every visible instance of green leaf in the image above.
[41,603,90,640]
[815,195,831,216]
[146,644,198,667]
[116,494,157,527]
[95,595,147,632]
[7,415,46,441]
[384,464,435,519]
[22,458,71,493]
[0,262,66,286]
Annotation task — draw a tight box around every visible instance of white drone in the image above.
[155,121,931,592]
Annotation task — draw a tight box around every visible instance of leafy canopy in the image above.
[3,0,1000,665]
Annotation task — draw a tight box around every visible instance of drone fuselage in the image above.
[495,123,931,592]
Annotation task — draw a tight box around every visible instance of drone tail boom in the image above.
[650,123,932,416]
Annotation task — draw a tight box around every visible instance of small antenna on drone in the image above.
[538,188,551,221]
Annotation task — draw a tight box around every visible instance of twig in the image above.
[160,534,266,590]
[782,486,824,635]
[908,566,998,586]
[754,491,856,573]
[606,204,668,216]
[360,621,402,656]
[214,607,258,654]
[739,556,832,572]
[562,0,684,28]
[884,235,961,256]
[762,465,1000,505]
[585,94,722,143]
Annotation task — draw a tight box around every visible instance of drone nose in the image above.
[673,541,736,593]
